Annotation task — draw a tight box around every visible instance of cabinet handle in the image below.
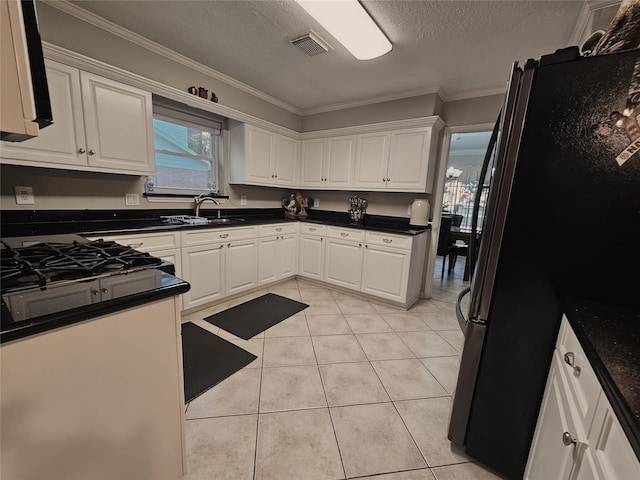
[320,237,324,242]
[128,242,143,249]
[276,227,283,232]
[563,352,581,376]
[92,290,100,296]
[387,177,390,182]
[359,243,362,247]
[219,233,229,238]
[218,245,224,249]
[309,227,316,232]
[228,243,231,247]
[562,431,577,447]
[383,178,387,182]
[101,288,108,294]
[274,174,277,178]
[341,232,349,237]
[88,149,96,155]
[78,147,86,154]
[383,238,392,244]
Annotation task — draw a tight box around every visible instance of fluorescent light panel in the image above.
[295,0,392,60]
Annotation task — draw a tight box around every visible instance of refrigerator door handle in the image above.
[456,286,471,331]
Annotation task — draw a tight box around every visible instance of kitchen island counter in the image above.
[562,296,640,461]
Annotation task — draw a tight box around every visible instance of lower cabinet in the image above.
[225,239,258,296]
[525,317,640,480]
[258,223,299,285]
[299,225,326,281]
[324,227,365,290]
[181,242,225,308]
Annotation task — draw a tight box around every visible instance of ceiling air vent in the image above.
[289,30,332,56]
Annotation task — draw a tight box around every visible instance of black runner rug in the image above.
[181,321,257,403]
[203,293,308,340]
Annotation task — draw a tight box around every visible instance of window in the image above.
[149,97,224,195]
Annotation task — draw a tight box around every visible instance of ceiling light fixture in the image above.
[294,0,392,60]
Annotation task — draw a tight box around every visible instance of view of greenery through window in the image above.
[152,116,217,193]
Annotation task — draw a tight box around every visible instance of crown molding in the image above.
[300,116,444,139]
[41,0,303,115]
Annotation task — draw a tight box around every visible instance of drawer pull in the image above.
[562,431,577,446]
[276,227,283,232]
[128,242,144,248]
[309,227,316,232]
[219,233,229,239]
[341,232,349,237]
[563,352,581,376]
[383,238,392,244]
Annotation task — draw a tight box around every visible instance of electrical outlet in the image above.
[125,193,140,206]
[314,198,319,208]
[15,186,35,205]
[240,195,247,206]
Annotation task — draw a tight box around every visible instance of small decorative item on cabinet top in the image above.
[348,195,367,223]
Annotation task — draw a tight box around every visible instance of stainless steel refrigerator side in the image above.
[447,63,529,447]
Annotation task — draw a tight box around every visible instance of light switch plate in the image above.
[240,195,247,206]
[314,198,320,208]
[125,193,140,206]
[15,186,35,205]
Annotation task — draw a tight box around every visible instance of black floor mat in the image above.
[181,322,257,403]
[203,293,309,340]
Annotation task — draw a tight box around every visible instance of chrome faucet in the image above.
[194,194,220,217]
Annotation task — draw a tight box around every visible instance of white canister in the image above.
[409,199,430,226]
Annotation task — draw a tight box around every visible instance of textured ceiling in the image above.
[62,1,602,113]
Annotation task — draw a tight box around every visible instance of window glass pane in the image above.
[152,116,217,192]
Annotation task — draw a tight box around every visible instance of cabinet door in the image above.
[279,234,298,278]
[299,234,325,280]
[386,128,429,192]
[354,132,390,189]
[300,138,326,187]
[181,243,225,308]
[326,135,356,188]
[245,125,274,184]
[361,244,409,302]
[274,135,298,185]
[524,355,583,480]
[0,60,87,167]
[225,239,258,295]
[258,236,278,285]
[80,71,154,174]
[324,238,363,290]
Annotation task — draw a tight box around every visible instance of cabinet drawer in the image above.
[94,231,180,251]
[181,226,258,246]
[326,226,365,242]
[365,231,412,249]
[299,224,326,236]
[556,317,601,430]
[259,222,299,237]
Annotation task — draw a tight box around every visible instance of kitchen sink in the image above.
[161,215,244,226]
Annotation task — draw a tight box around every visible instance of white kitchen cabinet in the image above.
[354,127,436,192]
[229,122,298,187]
[180,226,258,310]
[0,60,154,174]
[300,135,356,189]
[361,230,427,307]
[353,131,391,190]
[525,317,640,480]
[225,238,258,295]
[181,242,225,308]
[258,223,299,285]
[298,224,326,281]
[324,226,365,290]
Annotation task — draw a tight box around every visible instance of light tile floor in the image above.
[181,258,507,479]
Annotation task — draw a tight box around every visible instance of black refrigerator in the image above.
[448,47,640,479]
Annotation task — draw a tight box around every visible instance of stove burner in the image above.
[1,239,163,293]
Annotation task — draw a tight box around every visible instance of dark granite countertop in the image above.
[562,296,640,461]
[1,208,430,238]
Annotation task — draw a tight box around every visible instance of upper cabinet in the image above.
[300,135,356,189]
[229,122,298,187]
[354,127,438,192]
[0,59,155,175]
